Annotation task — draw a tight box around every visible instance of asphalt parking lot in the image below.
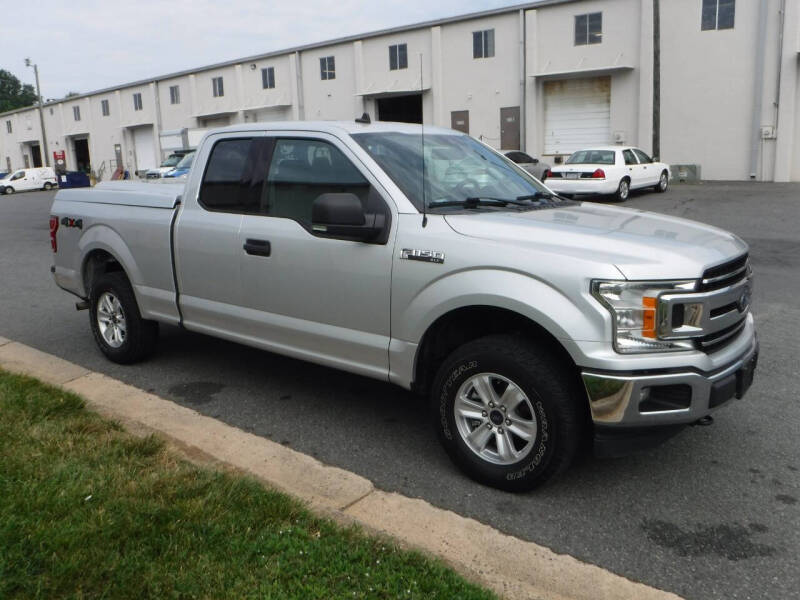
[1,183,797,600]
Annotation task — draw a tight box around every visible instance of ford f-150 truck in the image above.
[49,121,758,491]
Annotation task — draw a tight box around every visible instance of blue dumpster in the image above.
[57,171,91,189]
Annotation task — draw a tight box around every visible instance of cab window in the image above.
[265,139,371,227]
[11,171,24,181]
[198,138,273,214]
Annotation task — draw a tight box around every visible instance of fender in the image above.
[77,223,144,298]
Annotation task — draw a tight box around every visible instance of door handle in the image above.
[243,239,271,257]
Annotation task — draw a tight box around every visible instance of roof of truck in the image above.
[209,120,462,136]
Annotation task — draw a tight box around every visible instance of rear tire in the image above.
[89,272,158,364]
[43,182,53,191]
[654,171,669,193]
[612,178,629,202]
[431,334,584,492]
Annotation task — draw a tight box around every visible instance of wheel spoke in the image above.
[507,418,537,441]
[455,394,485,420]
[471,375,499,406]
[495,429,516,461]
[466,424,493,451]
[499,384,526,412]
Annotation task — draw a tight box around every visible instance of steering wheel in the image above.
[454,177,481,197]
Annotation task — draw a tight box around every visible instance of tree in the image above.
[0,69,37,113]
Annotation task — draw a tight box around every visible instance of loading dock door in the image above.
[500,106,520,149]
[543,77,611,155]
[133,126,157,172]
[451,110,469,134]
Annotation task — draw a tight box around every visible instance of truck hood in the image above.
[443,203,747,280]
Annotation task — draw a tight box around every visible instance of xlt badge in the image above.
[401,249,445,264]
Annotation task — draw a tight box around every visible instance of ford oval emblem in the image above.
[738,285,751,312]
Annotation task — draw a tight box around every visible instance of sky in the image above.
[3,0,527,100]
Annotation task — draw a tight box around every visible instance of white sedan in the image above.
[543,146,669,201]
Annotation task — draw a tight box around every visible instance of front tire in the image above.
[89,272,158,364]
[431,335,584,491]
[4,186,14,195]
[612,178,629,202]
[654,171,669,193]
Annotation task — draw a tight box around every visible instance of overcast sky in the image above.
[4,0,525,100]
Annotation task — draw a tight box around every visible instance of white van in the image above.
[0,167,58,194]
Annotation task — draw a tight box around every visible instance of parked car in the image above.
[501,150,550,180]
[1,167,57,194]
[145,151,191,179]
[544,147,669,201]
[49,122,757,491]
[163,151,195,179]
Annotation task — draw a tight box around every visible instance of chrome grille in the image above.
[699,254,749,292]
[658,254,752,354]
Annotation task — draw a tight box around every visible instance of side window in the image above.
[266,139,371,227]
[199,138,272,214]
[633,149,652,164]
[11,171,24,181]
[622,150,638,165]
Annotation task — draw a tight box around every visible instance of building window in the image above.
[389,44,408,70]
[261,67,275,89]
[702,0,735,30]
[320,56,336,80]
[5,120,11,134]
[212,77,224,97]
[101,99,110,116]
[575,13,602,45]
[472,29,495,59]
[73,106,81,121]
[169,85,180,104]
[133,93,143,111]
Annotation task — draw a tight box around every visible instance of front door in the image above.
[500,106,520,150]
[633,148,658,185]
[237,133,396,379]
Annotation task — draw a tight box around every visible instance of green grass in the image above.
[0,369,495,600]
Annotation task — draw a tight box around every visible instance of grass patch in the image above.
[0,369,495,599]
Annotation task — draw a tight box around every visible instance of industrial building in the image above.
[2,0,799,182]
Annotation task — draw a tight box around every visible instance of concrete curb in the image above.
[0,338,683,600]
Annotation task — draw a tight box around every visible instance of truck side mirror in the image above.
[312,193,384,242]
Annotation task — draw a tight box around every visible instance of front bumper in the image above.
[581,334,759,428]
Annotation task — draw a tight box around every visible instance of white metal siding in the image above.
[543,77,611,155]
[133,126,156,171]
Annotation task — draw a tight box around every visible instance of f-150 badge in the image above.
[401,248,445,264]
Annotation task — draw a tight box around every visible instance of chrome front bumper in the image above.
[581,334,759,427]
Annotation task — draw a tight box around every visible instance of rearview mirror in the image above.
[312,193,385,242]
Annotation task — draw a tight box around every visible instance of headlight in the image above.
[592,280,696,354]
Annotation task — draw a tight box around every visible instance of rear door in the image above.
[633,148,658,185]
[174,132,268,336]
[621,149,646,188]
[236,132,396,379]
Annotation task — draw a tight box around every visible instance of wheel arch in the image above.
[411,304,582,397]
[77,226,142,298]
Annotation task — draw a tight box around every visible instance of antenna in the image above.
[420,53,428,228]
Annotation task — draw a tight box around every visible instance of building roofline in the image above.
[0,0,581,119]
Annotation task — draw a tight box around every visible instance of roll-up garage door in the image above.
[543,77,610,155]
[133,126,157,172]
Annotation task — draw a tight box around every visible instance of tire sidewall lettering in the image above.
[439,360,478,441]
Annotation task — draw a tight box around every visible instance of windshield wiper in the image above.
[428,196,530,209]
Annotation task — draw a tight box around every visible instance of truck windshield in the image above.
[161,155,183,167]
[175,152,195,168]
[352,132,554,213]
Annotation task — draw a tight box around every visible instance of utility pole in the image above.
[25,58,50,167]
[652,0,660,159]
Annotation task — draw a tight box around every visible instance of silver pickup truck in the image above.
[49,121,758,491]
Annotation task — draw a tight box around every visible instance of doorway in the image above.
[500,106,520,150]
[376,94,422,124]
[450,110,469,134]
[74,138,91,173]
[30,144,42,167]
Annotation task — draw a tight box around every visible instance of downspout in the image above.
[519,9,527,152]
[749,1,769,179]
[774,0,786,132]
[652,0,660,159]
